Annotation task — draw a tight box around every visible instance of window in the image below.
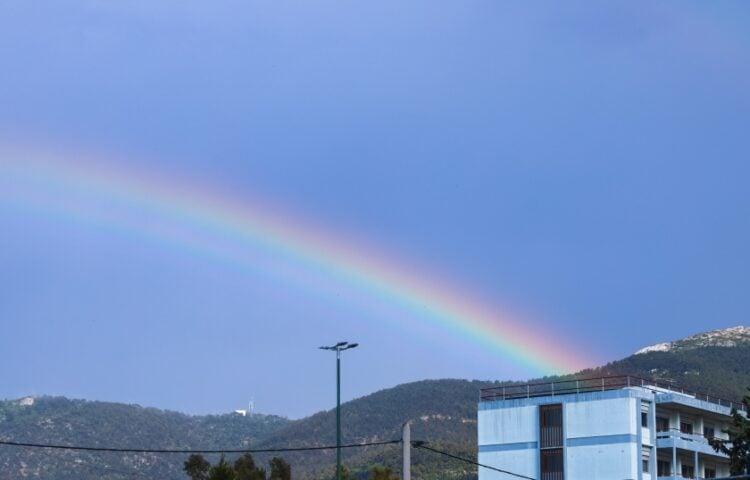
[541,448,564,480]
[704,425,715,439]
[641,447,650,473]
[705,467,716,478]
[681,464,694,478]
[539,405,563,480]
[641,402,650,428]
[680,421,693,434]
[657,460,671,476]
[656,417,669,432]
[540,404,563,448]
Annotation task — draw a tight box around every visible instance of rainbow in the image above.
[0,145,594,375]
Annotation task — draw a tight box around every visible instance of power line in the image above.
[412,441,536,480]
[1,437,535,480]
[0,439,400,454]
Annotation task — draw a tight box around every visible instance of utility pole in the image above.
[402,422,411,480]
[320,341,359,480]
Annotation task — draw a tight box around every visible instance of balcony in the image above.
[655,428,727,458]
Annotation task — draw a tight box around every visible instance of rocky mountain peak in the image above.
[635,326,750,355]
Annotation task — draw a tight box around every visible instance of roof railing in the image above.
[479,375,746,412]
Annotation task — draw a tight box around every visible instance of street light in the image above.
[320,341,358,480]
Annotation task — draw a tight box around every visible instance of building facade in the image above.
[478,376,742,480]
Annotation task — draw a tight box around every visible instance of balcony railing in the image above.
[479,375,747,412]
[656,427,714,444]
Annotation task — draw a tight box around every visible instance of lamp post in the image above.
[320,341,358,480]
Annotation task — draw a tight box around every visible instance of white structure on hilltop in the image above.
[234,399,254,417]
[478,376,740,480]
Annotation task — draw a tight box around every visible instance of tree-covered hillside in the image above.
[254,379,484,479]
[0,397,289,479]
[259,330,750,479]
[1,327,748,479]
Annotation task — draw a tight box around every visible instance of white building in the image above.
[478,376,742,480]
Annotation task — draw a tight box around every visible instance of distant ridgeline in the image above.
[1,326,748,479]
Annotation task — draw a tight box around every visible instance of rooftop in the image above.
[480,374,746,412]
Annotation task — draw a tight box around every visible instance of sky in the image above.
[0,1,748,419]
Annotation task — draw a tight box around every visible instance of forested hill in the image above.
[254,379,486,479]
[1,326,749,479]
[0,397,289,479]
[250,327,750,479]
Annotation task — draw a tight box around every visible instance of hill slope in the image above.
[0,397,289,479]
[1,326,748,479]
[256,326,750,479]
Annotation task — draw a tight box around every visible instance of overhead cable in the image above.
[412,441,536,480]
[0,439,400,454]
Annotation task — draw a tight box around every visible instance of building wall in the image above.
[565,396,639,480]
[478,404,538,446]
[478,450,539,480]
[478,404,539,480]
[566,442,638,479]
[565,396,636,437]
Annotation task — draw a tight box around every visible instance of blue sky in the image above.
[0,1,748,418]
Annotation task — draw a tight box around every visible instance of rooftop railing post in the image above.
[576,380,580,394]
[601,377,604,391]
[551,382,555,397]
[527,384,530,399]
[502,386,506,400]
[627,376,631,387]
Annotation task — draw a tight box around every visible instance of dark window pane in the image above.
[641,411,648,428]
[656,417,669,432]
[540,404,563,448]
[541,448,564,480]
[657,460,671,476]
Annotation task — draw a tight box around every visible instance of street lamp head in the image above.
[319,342,359,351]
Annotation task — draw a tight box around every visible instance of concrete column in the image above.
[402,422,410,480]
[672,446,677,479]
[650,401,657,479]
[693,450,700,479]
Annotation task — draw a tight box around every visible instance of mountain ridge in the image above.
[634,325,750,355]
[1,326,749,479]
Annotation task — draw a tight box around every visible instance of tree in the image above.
[370,465,398,480]
[183,453,290,480]
[208,455,236,480]
[184,454,210,480]
[268,457,291,480]
[336,464,352,480]
[710,388,750,475]
[234,453,266,480]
